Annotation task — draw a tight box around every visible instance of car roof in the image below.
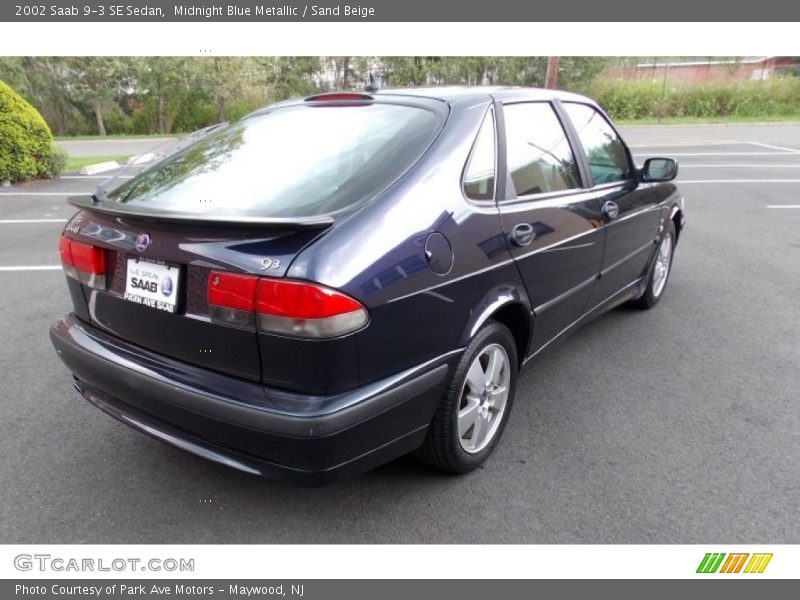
[243,86,597,122]
[376,85,595,105]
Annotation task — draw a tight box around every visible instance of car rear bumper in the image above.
[50,314,454,485]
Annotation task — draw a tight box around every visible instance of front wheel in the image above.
[632,220,676,309]
[416,321,518,473]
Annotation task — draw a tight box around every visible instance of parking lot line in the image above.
[0,192,81,196]
[678,179,800,183]
[0,266,61,272]
[0,219,68,224]
[749,141,800,153]
[633,151,798,157]
[60,175,134,179]
[628,141,746,148]
[680,164,800,168]
[766,205,800,209]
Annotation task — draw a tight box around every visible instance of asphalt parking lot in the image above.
[2,124,799,544]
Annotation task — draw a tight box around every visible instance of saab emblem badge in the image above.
[134,233,151,252]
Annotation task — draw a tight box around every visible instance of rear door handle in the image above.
[602,200,620,220]
[510,223,536,247]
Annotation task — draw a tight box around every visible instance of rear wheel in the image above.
[417,321,518,473]
[632,220,676,309]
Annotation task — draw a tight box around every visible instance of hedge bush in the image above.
[0,79,63,183]
[587,78,800,121]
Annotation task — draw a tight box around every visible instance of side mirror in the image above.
[642,157,678,182]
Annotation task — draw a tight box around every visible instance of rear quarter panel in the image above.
[288,97,528,386]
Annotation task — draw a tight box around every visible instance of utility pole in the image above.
[545,56,559,89]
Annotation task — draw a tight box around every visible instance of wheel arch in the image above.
[459,284,533,367]
[669,198,685,244]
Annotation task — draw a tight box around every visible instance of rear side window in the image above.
[463,109,496,201]
[503,103,581,198]
[563,103,633,185]
[107,103,444,218]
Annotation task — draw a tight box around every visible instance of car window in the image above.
[463,109,496,201]
[563,102,633,185]
[107,103,444,219]
[503,103,581,198]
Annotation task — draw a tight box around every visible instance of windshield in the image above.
[105,103,444,219]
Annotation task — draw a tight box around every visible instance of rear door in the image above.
[561,102,662,305]
[497,101,605,355]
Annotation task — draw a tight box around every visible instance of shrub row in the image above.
[0,79,64,183]
[586,78,800,120]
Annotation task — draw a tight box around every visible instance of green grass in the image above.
[617,114,800,127]
[55,133,177,141]
[65,155,129,172]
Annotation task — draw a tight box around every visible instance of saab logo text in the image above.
[696,552,773,574]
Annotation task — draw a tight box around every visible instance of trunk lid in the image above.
[65,208,327,382]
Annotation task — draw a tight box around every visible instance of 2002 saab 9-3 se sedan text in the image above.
[50,87,685,485]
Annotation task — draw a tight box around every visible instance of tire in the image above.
[632,220,676,310]
[417,320,518,473]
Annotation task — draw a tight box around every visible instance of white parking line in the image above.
[766,205,800,209]
[60,175,134,179]
[628,140,746,148]
[680,164,800,168]
[630,141,800,153]
[679,179,800,183]
[0,219,68,224]
[633,152,798,157]
[749,141,800,153]
[0,192,79,196]
[0,266,61,272]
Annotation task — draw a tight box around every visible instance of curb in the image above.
[78,161,120,175]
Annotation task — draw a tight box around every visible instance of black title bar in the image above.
[4,0,800,21]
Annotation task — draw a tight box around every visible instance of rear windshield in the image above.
[106,103,444,218]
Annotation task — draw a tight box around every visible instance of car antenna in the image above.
[365,73,379,93]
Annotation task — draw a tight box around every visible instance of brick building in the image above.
[603,57,800,83]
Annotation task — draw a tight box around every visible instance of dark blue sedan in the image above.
[51,87,685,484]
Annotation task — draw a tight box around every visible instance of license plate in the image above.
[123,258,180,313]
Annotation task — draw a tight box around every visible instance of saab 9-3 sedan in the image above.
[51,87,685,484]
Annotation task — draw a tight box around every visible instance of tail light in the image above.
[59,235,106,289]
[207,271,368,338]
[207,272,259,329]
[256,279,369,338]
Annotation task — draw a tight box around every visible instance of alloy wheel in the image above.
[652,233,673,298]
[457,343,511,454]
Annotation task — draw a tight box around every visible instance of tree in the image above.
[261,57,321,101]
[546,57,560,88]
[0,57,76,135]
[1,55,612,136]
[66,57,126,135]
[556,57,609,90]
[135,57,193,134]
[379,57,439,86]
[202,57,252,122]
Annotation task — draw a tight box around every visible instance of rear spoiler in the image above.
[67,195,335,228]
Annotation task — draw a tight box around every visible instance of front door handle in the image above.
[603,200,620,220]
[510,223,536,247]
